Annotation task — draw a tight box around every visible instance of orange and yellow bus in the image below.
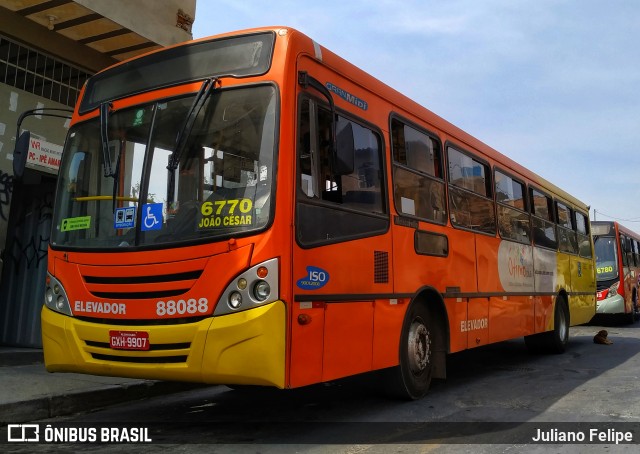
[592,221,640,323]
[37,27,596,399]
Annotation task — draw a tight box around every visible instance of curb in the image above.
[0,380,205,424]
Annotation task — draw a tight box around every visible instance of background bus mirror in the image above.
[13,130,31,181]
[334,120,355,175]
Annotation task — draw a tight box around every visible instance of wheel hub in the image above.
[407,319,431,375]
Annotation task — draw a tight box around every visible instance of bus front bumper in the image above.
[596,294,625,315]
[41,301,286,387]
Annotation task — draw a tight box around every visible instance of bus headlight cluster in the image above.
[216,258,279,316]
[44,273,73,316]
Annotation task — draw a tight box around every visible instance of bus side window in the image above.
[391,117,446,224]
[620,235,629,266]
[447,146,496,235]
[495,170,530,244]
[575,211,592,258]
[530,187,557,249]
[556,202,578,254]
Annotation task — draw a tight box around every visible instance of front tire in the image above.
[386,303,434,400]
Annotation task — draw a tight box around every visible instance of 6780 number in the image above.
[156,298,209,317]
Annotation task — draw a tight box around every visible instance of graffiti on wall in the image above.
[5,187,53,274]
[0,170,12,221]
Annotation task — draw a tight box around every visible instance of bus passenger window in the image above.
[556,202,578,254]
[447,146,495,234]
[495,170,530,244]
[575,211,592,258]
[530,188,557,249]
[391,118,446,224]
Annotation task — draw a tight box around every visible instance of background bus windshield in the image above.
[594,236,619,281]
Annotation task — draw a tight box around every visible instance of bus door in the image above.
[290,62,391,387]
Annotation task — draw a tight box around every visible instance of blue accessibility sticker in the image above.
[141,203,163,231]
[296,266,329,290]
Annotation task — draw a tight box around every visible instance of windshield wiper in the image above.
[100,102,115,178]
[166,77,218,204]
[168,77,218,171]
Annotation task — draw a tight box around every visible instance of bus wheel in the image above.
[525,297,569,354]
[386,303,434,400]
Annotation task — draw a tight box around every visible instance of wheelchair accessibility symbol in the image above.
[141,203,163,231]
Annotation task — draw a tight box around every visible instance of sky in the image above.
[192,0,640,228]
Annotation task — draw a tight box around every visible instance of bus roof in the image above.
[82,25,591,213]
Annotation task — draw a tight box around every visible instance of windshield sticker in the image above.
[141,203,163,231]
[60,216,91,232]
[325,82,368,111]
[198,198,253,229]
[114,207,136,229]
[296,266,329,290]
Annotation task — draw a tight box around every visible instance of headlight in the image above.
[253,281,271,301]
[228,291,243,309]
[609,281,620,296]
[44,273,73,316]
[45,287,54,305]
[215,258,279,315]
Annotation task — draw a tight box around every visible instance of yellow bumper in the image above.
[41,301,286,388]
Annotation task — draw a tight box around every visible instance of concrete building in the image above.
[0,0,196,347]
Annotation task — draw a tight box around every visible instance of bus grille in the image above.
[79,261,205,300]
[84,340,191,364]
[90,354,188,364]
[596,278,617,292]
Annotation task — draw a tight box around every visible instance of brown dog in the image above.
[593,330,613,345]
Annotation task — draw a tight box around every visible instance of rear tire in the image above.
[385,303,434,400]
[525,297,569,354]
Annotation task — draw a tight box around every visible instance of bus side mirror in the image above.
[13,130,31,181]
[334,121,355,175]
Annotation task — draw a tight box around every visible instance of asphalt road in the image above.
[4,321,640,453]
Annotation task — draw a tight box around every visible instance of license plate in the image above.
[109,330,149,351]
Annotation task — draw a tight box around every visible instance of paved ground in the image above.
[0,347,200,424]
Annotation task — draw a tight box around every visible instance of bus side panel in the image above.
[534,295,555,333]
[446,297,469,353]
[292,236,392,385]
[322,302,374,382]
[289,298,404,387]
[479,237,536,342]
[533,247,557,332]
[623,265,638,315]
[556,252,572,296]
[466,298,489,348]
[289,301,325,388]
[489,295,534,343]
[476,235,501,293]
[372,299,406,370]
[392,225,476,295]
[570,255,597,325]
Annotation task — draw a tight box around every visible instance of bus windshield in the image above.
[594,236,619,281]
[51,84,277,249]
